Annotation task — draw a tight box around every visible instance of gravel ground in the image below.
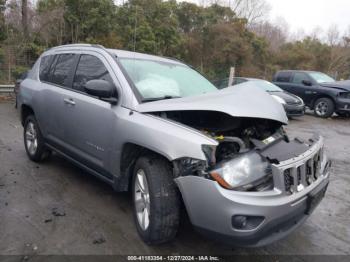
[0,101,349,256]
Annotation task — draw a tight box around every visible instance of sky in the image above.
[181,0,350,37]
[266,0,350,35]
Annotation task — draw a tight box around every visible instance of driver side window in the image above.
[73,54,113,92]
[292,72,309,85]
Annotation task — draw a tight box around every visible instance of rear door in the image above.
[273,71,293,92]
[38,53,79,145]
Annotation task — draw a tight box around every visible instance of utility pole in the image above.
[228,67,235,87]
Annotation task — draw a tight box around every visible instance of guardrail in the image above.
[0,84,15,93]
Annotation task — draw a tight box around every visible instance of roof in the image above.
[45,44,185,66]
[107,49,184,65]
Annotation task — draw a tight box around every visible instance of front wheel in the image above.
[314,98,334,118]
[132,156,180,245]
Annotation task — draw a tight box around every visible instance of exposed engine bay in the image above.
[154,110,285,162]
[152,110,319,192]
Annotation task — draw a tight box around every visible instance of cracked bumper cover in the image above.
[175,137,330,247]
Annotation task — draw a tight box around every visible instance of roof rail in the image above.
[50,43,106,50]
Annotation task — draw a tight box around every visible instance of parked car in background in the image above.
[273,70,350,118]
[18,44,331,247]
[212,77,305,117]
[14,71,29,108]
[232,77,305,117]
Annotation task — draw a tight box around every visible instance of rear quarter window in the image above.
[39,55,55,82]
[276,72,292,83]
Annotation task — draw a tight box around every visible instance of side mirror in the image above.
[302,80,312,86]
[85,79,114,98]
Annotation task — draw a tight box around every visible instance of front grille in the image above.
[284,169,294,193]
[286,101,302,105]
[282,148,323,194]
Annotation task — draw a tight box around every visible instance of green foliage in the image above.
[0,0,6,41]
[115,0,181,56]
[276,38,332,72]
[0,47,4,61]
[12,65,30,79]
[0,47,4,81]
[2,0,350,83]
[64,0,117,42]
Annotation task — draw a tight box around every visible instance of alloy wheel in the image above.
[134,169,150,231]
[25,121,38,155]
[315,101,328,116]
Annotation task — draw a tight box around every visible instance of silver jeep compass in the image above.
[18,44,331,247]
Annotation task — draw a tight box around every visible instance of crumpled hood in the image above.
[136,82,288,124]
[320,80,350,91]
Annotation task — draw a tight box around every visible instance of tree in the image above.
[64,0,117,43]
[0,0,6,41]
[2,0,350,83]
[36,0,66,46]
[115,0,181,56]
[231,0,271,25]
[22,0,28,38]
[200,0,271,24]
[250,17,289,51]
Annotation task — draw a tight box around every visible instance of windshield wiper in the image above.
[141,95,182,102]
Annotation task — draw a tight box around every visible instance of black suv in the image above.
[273,70,350,118]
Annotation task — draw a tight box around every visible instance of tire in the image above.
[314,98,334,118]
[132,155,180,245]
[23,115,51,162]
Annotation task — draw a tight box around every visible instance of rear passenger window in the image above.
[276,72,292,82]
[51,54,77,87]
[39,55,55,81]
[72,55,113,92]
[292,72,309,84]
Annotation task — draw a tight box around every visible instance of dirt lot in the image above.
[0,101,349,256]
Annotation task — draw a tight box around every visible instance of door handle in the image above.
[63,98,76,106]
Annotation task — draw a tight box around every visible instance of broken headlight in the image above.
[209,151,272,191]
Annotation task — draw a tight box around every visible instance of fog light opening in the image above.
[232,215,247,229]
[232,215,265,230]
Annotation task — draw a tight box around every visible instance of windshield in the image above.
[118,58,218,101]
[309,72,335,83]
[251,80,282,92]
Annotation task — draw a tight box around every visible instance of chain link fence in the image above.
[0,44,36,85]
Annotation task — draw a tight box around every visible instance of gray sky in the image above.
[182,0,350,37]
[266,0,350,35]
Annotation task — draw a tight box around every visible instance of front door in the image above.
[60,54,118,179]
[290,72,317,105]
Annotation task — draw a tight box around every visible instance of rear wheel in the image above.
[24,115,51,162]
[132,155,180,245]
[314,98,334,118]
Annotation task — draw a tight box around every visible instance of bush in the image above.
[12,65,30,80]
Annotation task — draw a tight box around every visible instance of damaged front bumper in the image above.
[175,135,331,247]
